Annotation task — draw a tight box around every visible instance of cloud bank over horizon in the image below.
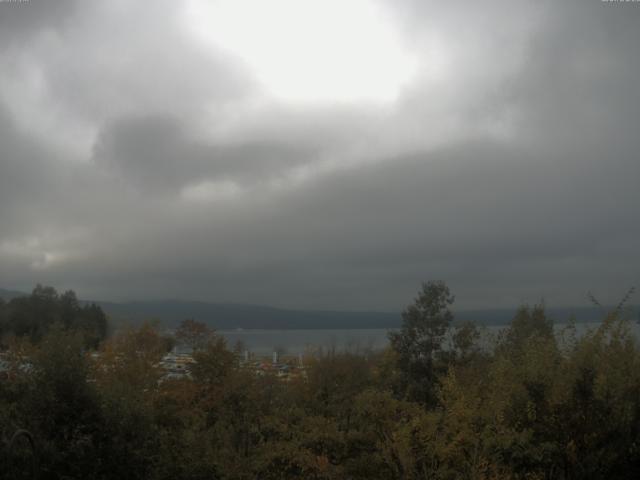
[0,0,638,311]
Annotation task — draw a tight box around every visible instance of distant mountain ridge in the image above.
[0,288,27,301]
[97,300,399,330]
[97,301,631,330]
[1,287,636,329]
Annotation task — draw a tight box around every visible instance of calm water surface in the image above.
[219,321,640,355]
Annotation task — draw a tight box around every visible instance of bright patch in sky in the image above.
[0,236,74,270]
[185,0,417,103]
[181,179,243,202]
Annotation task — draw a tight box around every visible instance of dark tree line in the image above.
[0,285,108,348]
[0,282,639,479]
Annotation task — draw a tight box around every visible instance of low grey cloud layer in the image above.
[0,0,638,311]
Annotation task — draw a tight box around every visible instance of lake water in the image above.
[218,321,640,356]
[219,329,391,355]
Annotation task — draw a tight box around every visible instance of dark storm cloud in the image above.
[93,115,322,192]
[0,0,638,310]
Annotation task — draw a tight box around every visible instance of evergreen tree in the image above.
[388,280,454,405]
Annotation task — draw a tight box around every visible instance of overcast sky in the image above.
[0,0,638,311]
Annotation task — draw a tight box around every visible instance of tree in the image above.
[388,281,454,405]
[92,323,167,479]
[81,303,109,349]
[191,336,236,387]
[451,320,481,363]
[500,303,553,354]
[6,285,60,341]
[24,325,102,477]
[0,297,6,341]
[175,318,214,352]
[59,289,80,329]
[1,285,108,348]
